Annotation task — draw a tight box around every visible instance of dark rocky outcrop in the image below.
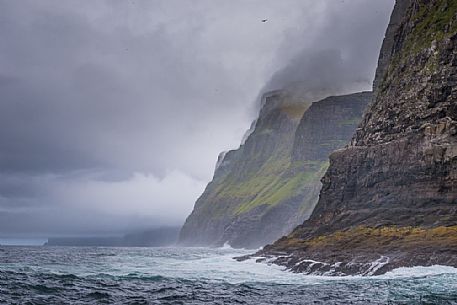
[248,0,457,275]
[179,91,371,249]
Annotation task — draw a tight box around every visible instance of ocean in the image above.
[0,246,456,304]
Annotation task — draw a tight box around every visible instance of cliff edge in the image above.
[251,0,457,275]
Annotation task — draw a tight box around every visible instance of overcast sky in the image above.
[0,0,394,237]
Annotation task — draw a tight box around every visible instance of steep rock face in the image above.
[179,91,371,249]
[254,0,457,275]
[292,92,371,162]
[372,0,412,96]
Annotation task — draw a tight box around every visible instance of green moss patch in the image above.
[206,157,328,215]
[404,0,457,56]
[234,160,329,215]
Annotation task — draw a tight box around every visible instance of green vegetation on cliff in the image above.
[390,0,457,67]
[409,0,457,50]
[234,160,328,215]
[179,91,371,248]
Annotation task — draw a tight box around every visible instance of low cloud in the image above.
[262,0,394,103]
[0,0,394,235]
[0,171,205,235]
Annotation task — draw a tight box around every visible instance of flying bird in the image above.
[261,19,267,23]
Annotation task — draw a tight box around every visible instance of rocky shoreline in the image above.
[237,225,457,276]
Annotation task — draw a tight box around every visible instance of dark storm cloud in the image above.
[0,0,394,235]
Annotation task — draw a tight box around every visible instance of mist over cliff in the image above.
[260,1,394,105]
[0,0,393,237]
[180,91,372,248]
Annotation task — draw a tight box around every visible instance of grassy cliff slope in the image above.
[180,91,371,248]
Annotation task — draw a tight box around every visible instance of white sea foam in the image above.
[220,242,234,250]
[6,246,456,286]
[363,256,390,276]
[2,243,457,303]
[237,252,457,283]
[381,265,457,279]
[5,246,455,304]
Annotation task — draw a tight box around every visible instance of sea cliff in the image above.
[180,91,371,248]
[249,0,457,275]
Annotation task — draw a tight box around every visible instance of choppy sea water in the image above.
[0,246,456,304]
